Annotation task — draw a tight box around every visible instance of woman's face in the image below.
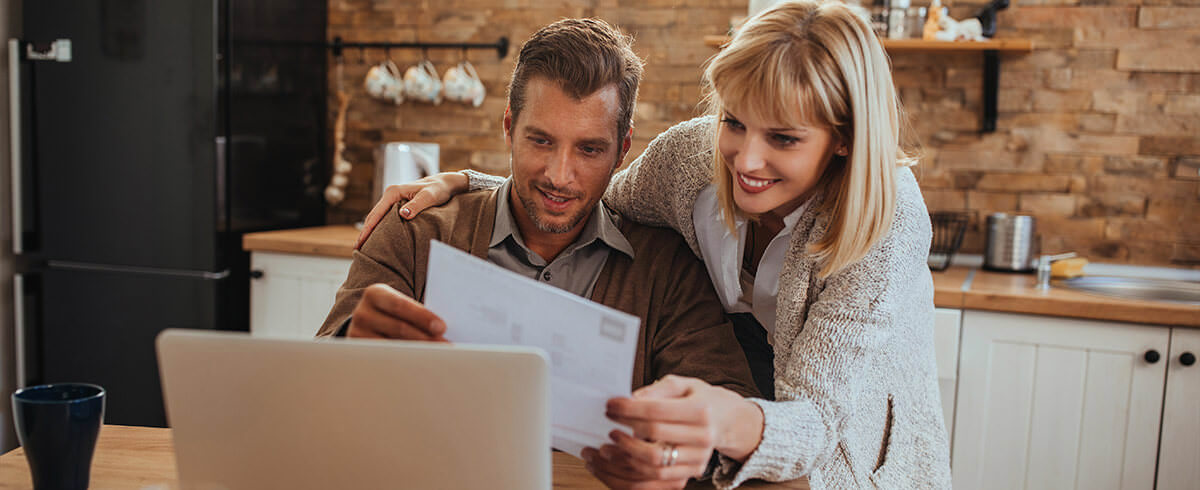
[718,107,843,218]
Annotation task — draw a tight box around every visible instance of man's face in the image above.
[505,77,631,235]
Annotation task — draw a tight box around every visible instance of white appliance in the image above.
[373,142,439,204]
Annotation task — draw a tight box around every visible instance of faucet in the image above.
[1037,252,1078,290]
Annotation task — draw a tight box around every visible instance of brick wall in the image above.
[327,0,1200,267]
[325,0,742,223]
[911,1,1200,266]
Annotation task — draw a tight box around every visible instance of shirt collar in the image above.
[779,197,811,235]
[490,179,635,260]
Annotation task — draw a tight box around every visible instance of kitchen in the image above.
[2,0,1199,489]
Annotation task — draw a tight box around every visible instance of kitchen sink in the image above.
[1055,276,1200,305]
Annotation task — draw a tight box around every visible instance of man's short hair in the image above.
[507,18,644,145]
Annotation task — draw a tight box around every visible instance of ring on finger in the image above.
[660,443,678,467]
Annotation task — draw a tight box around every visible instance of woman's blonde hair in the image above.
[704,0,913,278]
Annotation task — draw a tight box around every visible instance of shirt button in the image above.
[543,271,552,281]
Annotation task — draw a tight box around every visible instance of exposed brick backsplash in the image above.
[918,1,1199,266]
[327,0,1199,267]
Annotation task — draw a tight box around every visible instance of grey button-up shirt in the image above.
[489,179,635,298]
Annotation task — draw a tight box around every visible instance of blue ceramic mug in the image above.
[11,383,106,490]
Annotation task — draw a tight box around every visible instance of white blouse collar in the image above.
[692,184,812,341]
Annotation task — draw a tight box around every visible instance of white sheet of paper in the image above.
[423,240,639,458]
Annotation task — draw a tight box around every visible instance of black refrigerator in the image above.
[9,0,327,426]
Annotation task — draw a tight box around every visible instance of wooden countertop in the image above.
[245,226,1199,327]
[243,225,360,258]
[930,267,1200,327]
[0,425,807,489]
[961,269,1200,327]
[931,266,971,307]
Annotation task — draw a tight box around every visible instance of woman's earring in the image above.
[835,147,849,156]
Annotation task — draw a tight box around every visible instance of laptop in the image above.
[156,329,551,489]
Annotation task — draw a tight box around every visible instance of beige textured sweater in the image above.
[472,116,952,488]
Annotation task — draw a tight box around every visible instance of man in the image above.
[317,18,756,485]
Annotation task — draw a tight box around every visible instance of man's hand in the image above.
[347,284,448,342]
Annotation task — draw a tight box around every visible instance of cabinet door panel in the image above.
[297,278,343,337]
[953,311,1168,490]
[976,341,1037,490]
[1026,346,1087,489]
[249,252,352,338]
[1158,328,1200,490]
[251,272,302,338]
[1077,351,1135,490]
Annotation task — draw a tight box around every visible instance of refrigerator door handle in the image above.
[14,273,27,388]
[48,260,231,280]
[24,39,71,62]
[8,39,23,254]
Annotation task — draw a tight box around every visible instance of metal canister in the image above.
[983,213,1039,272]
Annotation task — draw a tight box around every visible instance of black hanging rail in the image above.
[329,36,509,59]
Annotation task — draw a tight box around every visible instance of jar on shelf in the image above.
[887,0,911,39]
[907,7,928,39]
[870,0,890,39]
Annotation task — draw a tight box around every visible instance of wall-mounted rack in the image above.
[329,36,509,59]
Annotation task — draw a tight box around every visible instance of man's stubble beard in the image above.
[510,151,620,234]
[516,182,591,234]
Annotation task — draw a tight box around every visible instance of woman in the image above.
[355,1,950,488]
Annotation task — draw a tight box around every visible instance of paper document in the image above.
[424,240,639,457]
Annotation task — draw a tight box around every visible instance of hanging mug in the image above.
[404,60,443,105]
[443,60,485,108]
[365,60,404,105]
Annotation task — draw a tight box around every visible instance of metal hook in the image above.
[497,37,509,59]
[331,36,344,58]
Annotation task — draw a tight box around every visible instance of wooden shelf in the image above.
[882,38,1032,52]
[704,35,1032,52]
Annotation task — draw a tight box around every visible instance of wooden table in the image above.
[0,425,807,489]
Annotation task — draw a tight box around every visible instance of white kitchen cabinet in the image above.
[1157,327,1200,490]
[933,307,961,446]
[952,310,1170,490]
[249,252,352,339]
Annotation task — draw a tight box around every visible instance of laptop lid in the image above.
[156,329,551,490]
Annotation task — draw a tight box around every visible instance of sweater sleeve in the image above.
[316,203,418,337]
[463,169,506,191]
[712,245,907,487]
[604,117,717,240]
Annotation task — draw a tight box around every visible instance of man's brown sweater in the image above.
[318,187,758,397]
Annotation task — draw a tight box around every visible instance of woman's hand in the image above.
[581,431,700,489]
[585,375,765,488]
[354,171,470,249]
